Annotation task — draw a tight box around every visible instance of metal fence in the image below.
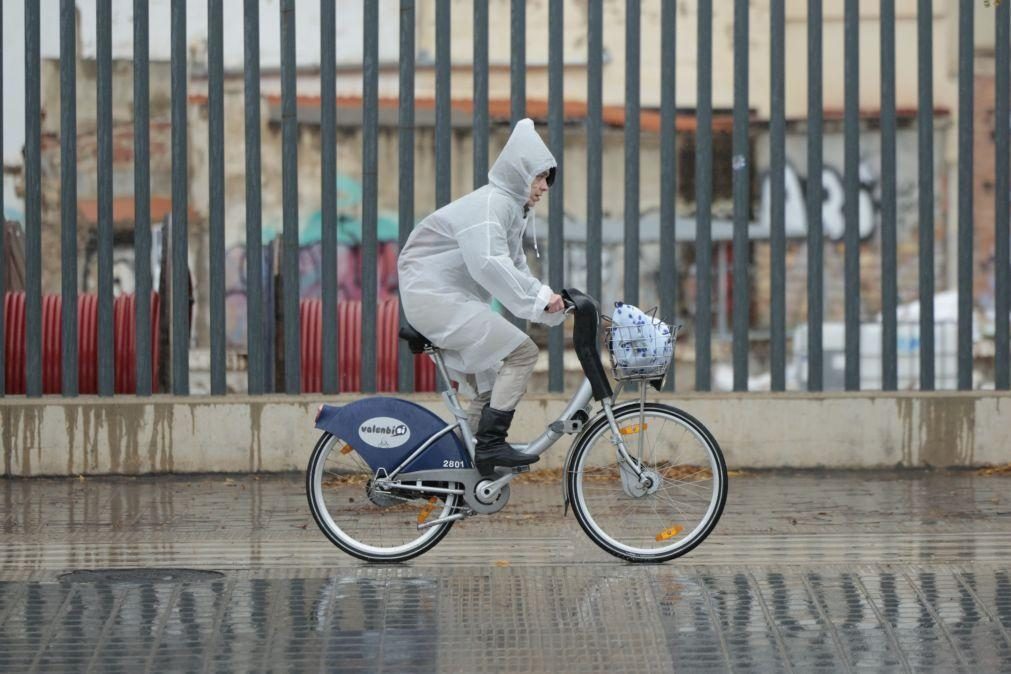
[0,0,1009,398]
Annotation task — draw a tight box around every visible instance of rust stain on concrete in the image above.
[897,398,915,466]
[80,406,104,473]
[117,404,146,474]
[919,397,975,467]
[250,402,264,472]
[104,407,123,473]
[20,407,40,475]
[2,407,16,475]
[100,405,147,474]
[63,405,80,474]
[150,405,174,472]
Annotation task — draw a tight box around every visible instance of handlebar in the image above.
[556,288,613,401]
[545,291,578,315]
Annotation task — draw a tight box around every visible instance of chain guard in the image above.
[467,481,511,514]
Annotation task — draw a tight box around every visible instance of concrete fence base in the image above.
[1,393,1008,476]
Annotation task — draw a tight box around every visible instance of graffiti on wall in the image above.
[222,172,403,346]
[759,161,877,240]
[81,223,165,297]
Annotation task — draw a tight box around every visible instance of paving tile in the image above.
[0,471,1009,672]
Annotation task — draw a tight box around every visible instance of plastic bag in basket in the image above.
[609,302,673,376]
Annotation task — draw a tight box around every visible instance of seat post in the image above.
[428,348,455,396]
[428,348,474,449]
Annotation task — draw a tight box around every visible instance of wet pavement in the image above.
[1,470,1011,672]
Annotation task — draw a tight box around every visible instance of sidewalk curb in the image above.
[1,392,1007,476]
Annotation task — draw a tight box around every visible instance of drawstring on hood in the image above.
[489,118,556,258]
[527,209,541,258]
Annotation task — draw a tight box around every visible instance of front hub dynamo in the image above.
[623,469,662,498]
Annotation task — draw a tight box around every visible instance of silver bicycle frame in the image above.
[427,347,595,460]
[377,346,644,499]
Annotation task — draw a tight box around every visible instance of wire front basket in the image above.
[603,306,680,382]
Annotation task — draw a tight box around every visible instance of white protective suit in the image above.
[398,118,566,393]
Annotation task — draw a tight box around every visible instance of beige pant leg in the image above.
[465,382,492,434]
[490,338,539,412]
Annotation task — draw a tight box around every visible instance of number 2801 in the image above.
[442,459,466,468]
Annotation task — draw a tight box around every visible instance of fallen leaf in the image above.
[494,560,510,568]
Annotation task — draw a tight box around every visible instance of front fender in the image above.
[560,400,663,515]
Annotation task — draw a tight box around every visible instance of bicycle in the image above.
[306,288,727,563]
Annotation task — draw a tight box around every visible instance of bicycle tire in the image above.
[306,432,458,563]
[565,403,728,563]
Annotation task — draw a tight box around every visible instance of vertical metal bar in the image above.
[695,0,713,391]
[61,0,78,396]
[717,244,728,335]
[244,0,264,394]
[435,0,450,208]
[281,0,300,394]
[587,0,603,303]
[474,0,489,189]
[917,0,934,390]
[770,0,785,391]
[660,0,677,392]
[843,0,860,391]
[511,0,525,125]
[25,0,42,397]
[624,0,640,306]
[322,0,338,395]
[171,0,189,395]
[134,0,152,396]
[731,0,748,392]
[0,0,5,396]
[807,0,823,391]
[397,0,416,393]
[996,0,1010,390]
[508,0,527,331]
[956,0,973,391]
[362,0,379,394]
[548,0,564,392]
[880,0,897,390]
[208,0,225,395]
[97,0,114,396]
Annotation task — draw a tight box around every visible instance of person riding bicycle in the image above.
[397,118,567,476]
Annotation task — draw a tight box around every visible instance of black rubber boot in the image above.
[473,405,539,477]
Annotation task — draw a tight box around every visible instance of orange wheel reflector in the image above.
[340,443,354,455]
[619,423,648,436]
[417,497,438,524]
[655,525,684,542]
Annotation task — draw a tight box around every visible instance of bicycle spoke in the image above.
[309,434,460,558]
[571,408,726,560]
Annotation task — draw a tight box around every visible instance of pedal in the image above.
[511,465,530,474]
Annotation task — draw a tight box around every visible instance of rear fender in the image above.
[314,397,472,473]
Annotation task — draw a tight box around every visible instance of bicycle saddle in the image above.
[398,322,435,354]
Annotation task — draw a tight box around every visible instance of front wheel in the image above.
[566,403,728,563]
[306,432,460,562]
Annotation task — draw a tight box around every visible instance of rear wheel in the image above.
[306,432,459,562]
[566,403,727,563]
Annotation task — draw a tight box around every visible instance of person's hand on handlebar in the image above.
[545,293,566,313]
